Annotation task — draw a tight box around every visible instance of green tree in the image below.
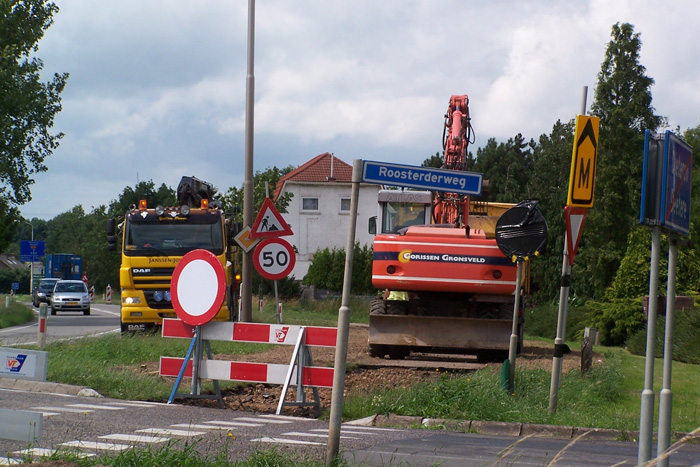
[682,122,700,244]
[108,180,176,217]
[525,120,580,300]
[221,165,294,218]
[583,22,663,295]
[422,152,443,168]
[473,134,534,202]
[0,0,68,251]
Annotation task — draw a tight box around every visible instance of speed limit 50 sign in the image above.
[253,238,296,280]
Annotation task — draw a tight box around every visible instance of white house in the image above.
[273,153,380,280]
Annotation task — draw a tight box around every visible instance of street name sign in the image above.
[567,115,600,208]
[640,130,693,236]
[660,131,692,236]
[362,160,483,195]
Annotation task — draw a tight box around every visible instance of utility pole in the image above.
[240,0,256,322]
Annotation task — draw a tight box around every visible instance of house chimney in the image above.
[327,153,336,181]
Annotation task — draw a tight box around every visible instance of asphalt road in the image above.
[1,305,699,465]
[0,302,121,347]
[1,386,700,466]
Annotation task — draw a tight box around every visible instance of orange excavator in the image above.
[367,95,525,362]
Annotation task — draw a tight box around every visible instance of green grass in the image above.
[45,332,274,400]
[341,347,700,433]
[255,296,373,326]
[32,442,342,466]
[0,295,34,328]
[12,295,700,435]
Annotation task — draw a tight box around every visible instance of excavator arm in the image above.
[433,94,474,226]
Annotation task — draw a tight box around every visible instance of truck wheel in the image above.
[368,344,387,358]
[83,307,91,316]
[370,298,387,315]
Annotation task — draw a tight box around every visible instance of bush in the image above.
[584,298,646,346]
[626,305,700,364]
[0,268,30,294]
[252,271,300,299]
[303,243,374,295]
[524,301,589,342]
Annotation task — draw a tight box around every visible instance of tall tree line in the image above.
[425,22,700,302]
[6,21,700,302]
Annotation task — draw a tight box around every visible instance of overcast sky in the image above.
[19,0,700,220]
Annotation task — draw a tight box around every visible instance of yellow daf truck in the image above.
[107,176,241,332]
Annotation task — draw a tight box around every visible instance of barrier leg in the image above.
[168,334,197,404]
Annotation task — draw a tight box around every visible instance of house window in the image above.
[302,197,319,211]
[340,198,351,211]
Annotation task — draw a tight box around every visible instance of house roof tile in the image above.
[273,153,352,199]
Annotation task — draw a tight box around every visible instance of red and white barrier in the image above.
[105,284,112,303]
[161,319,337,347]
[159,357,334,388]
[160,319,338,412]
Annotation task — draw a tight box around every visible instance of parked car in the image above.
[32,278,61,307]
[51,280,90,315]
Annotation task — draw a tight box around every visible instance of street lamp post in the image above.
[24,220,35,294]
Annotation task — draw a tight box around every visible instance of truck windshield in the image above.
[124,219,224,256]
[382,202,427,233]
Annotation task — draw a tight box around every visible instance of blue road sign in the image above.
[660,131,692,236]
[362,160,482,195]
[19,241,45,263]
[11,282,19,290]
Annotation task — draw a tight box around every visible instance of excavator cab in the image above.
[369,190,432,235]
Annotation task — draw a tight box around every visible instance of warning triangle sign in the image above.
[565,206,588,266]
[250,197,293,238]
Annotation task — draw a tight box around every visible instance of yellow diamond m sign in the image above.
[567,115,600,208]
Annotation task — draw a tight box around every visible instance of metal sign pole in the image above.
[548,232,571,413]
[191,325,203,395]
[507,260,523,392]
[657,236,677,467]
[638,225,661,464]
[326,159,361,465]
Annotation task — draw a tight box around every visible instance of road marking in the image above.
[28,410,60,417]
[0,457,23,465]
[99,433,169,444]
[33,406,94,413]
[13,448,54,458]
[340,425,401,432]
[66,403,125,410]
[90,306,120,316]
[136,428,207,437]
[61,440,131,451]
[170,423,229,430]
[203,420,264,428]
[260,414,315,421]
[107,401,164,408]
[281,431,362,439]
[14,447,94,459]
[234,416,293,424]
[251,436,324,446]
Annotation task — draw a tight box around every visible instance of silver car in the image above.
[51,280,91,315]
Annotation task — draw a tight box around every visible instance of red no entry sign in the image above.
[171,249,226,326]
